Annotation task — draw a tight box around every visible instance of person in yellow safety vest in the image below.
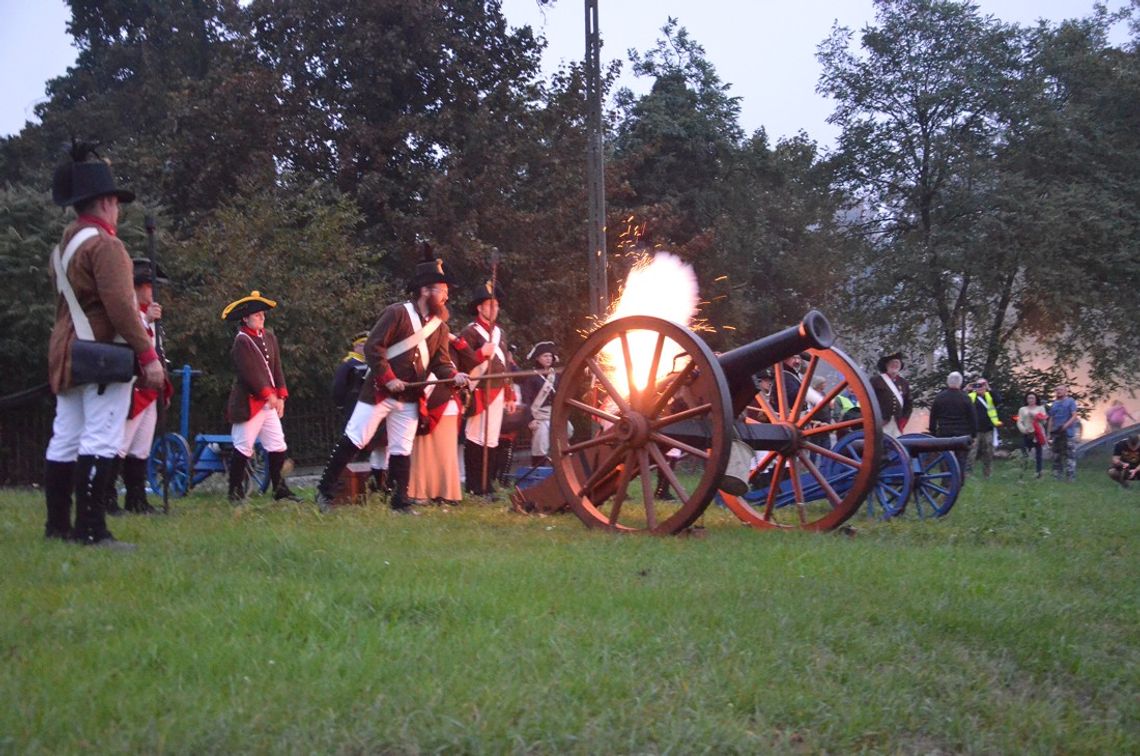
[968,377,1003,478]
[834,388,859,418]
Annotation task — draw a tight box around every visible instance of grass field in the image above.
[1,457,1137,753]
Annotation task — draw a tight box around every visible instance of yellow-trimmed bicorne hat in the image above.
[221,290,277,322]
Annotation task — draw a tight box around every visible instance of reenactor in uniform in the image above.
[107,259,173,516]
[314,250,468,512]
[456,281,518,497]
[44,143,164,549]
[869,351,912,438]
[517,341,562,467]
[221,291,301,504]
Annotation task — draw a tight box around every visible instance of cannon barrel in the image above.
[718,310,835,416]
[898,435,972,453]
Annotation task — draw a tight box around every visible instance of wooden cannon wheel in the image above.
[718,347,883,531]
[549,316,733,534]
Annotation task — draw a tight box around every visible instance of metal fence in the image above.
[0,395,343,486]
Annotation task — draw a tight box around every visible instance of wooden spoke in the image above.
[802,441,861,469]
[585,357,631,414]
[798,452,843,509]
[749,450,778,479]
[796,379,847,428]
[752,390,780,424]
[574,443,628,498]
[643,332,666,410]
[649,432,711,460]
[774,362,789,419]
[607,454,638,526]
[805,417,865,436]
[647,360,697,418]
[648,443,690,502]
[762,458,786,520]
[787,354,817,419]
[564,397,621,425]
[788,456,808,525]
[651,402,714,428]
[638,447,656,530]
[562,430,620,455]
[619,331,637,405]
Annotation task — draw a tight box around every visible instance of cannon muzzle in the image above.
[718,310,835,416]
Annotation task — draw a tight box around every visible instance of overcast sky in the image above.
[1,0,1130,147]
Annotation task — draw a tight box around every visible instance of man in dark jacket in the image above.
[928,371,977,474]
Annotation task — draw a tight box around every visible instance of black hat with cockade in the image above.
[51,140,136,208]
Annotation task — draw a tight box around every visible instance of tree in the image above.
[819,0,1139,393]
[818,0,1025,378]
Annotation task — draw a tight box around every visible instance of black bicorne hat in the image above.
[469,279,505,315]
[51,140,136,208]
[526,341,557,363]
[407,242,458,293]
[131,258,170,287]
[221,291,277,322]
[877,351,905,373]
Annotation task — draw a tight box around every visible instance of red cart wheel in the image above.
[549,316,733,534]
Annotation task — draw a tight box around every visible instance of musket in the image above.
[402,366,563,390]
[481,246,501,494]
[145,215,170,513]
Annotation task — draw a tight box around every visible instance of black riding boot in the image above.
[123,456,158,514]
[228,450,250,504]
[315,435,359,512]
[463,443,480,495]
[105,456,125,517]
[73,456,134,550]
[268,451,301,502]
[44,460,75,540]
[531,455,546,468]
[386,454,415,512]
[654,460,677,501]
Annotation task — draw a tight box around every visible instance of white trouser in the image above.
[46,382,133,461]
[344,397,418,456]
[231,404,288,457]
[465,391,505,448]
[369,447,389,470]
[119,401,157,458]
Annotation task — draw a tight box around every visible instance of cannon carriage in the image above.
[514,311,972,534]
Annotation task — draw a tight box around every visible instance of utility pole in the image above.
[584,0,608,317]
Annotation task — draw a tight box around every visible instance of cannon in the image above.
[516,311,885,534]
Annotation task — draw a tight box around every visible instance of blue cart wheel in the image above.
[828,432,912,520]
[248,443,271,495]
[148,432,192,499]
[899,434,962,519]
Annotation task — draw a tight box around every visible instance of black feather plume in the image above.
[68,137,101,163]
[420,241,434,262]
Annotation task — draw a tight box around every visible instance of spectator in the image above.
[1016,392,1048,479]
[1106,399,1136,433]
[928,371,977,474]
[1108,433,1140,488]
[1046,385,1080,482]
[968,377,1003,478]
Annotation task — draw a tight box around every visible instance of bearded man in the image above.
[314,249,468,512]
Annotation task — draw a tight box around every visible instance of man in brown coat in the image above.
[314,250,469,512]
[44,145,164,549]
[221,291,300,504]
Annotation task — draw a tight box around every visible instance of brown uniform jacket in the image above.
[47,221,155,394]
[226,328,288,423]
[359,301,457,404]
[870,373,913,425]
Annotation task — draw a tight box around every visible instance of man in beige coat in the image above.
[44,145,164,549]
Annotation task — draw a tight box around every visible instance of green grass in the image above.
[1,457,1137,754]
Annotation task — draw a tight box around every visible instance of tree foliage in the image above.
[819,0,1138,393]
